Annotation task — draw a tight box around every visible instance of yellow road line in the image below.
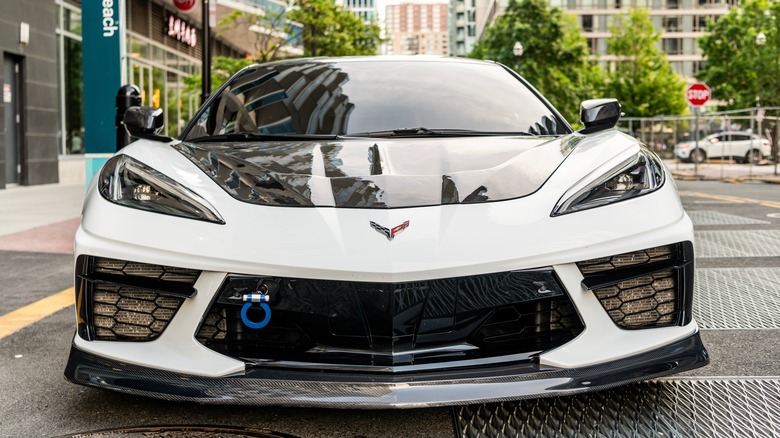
[680,191,780,209]
[0,288,74,340]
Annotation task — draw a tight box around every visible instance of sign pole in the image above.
[686,82,711,178]
[201,0,211,105]
[694,107,699,177]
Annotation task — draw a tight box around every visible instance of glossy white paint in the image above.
[74,129,697,375]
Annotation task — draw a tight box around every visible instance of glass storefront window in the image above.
[57,0,84,155]
[128,34,201,138]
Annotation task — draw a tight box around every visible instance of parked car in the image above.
[675,131,771,164]
[65,56,708,408]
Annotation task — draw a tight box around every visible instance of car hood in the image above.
[172,136,567,208]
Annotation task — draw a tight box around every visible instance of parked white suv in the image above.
[675,131,771,164]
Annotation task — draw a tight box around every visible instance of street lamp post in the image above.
[513,41,524,73]
[755,30,778,175]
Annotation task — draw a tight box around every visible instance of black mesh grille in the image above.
[92,257,200,283]
[76,256,200,341]
[592,270,678,328]
[577,243,693,329]
[196,270,584,371]
[576,245,676,275]
[470,297,583,352]
[92,284,184,340]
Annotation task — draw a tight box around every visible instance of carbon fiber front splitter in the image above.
[64,332,708,409]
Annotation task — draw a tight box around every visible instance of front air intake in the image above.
[75,256,200,341]
[577,242,694,329]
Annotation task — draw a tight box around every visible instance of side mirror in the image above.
[124,106,173,142]
[579,98,622,134]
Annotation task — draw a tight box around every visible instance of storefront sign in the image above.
[167,13,197,47]
[83,0,124,183]
[173,0,196,12]
[102,0,119,36]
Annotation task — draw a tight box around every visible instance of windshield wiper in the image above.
[187,132,340,142]
[345,128,538,138]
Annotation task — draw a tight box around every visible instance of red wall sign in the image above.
[686,83,711,106]
[173,0,196,12]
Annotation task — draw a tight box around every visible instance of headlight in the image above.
[552,148,665,216]
[99,155,225,224]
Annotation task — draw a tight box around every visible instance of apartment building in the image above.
[386,3,450,55]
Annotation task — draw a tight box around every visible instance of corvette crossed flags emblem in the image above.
[370,220,410,241]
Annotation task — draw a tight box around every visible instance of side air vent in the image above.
[75,256,201,341]
[577,242,694,329]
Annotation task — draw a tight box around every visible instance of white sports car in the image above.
[65,57,708,408]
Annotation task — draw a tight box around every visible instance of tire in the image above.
[690,148,706,164]
[745,149,762,164]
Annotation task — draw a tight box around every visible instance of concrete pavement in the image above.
[0,183,85,254]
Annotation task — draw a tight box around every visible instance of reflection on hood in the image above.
[172,137,566,208]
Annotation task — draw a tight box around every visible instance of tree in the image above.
[604,8,687,117]
[469,0,605,125]
[289,0,382,57]
[185,0,382,95]
[183,56,255,95]
[697,0,780,109]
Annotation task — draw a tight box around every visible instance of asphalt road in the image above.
[0,179,777,437]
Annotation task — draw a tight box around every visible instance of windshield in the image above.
[181,59,571,141]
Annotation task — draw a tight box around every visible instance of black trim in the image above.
[77,274,196,299]
[580,259,692,291]
[64,331,708,408]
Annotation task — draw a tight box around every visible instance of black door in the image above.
[3,55,22,185]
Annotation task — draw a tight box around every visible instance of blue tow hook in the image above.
[240,293,271,329]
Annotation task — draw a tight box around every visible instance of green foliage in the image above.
[185,0,382,94]
[697,0,780,109]
[469,0,604,125]
[604,9,687,117]
[289,0,382,57]
[183,56,255,94]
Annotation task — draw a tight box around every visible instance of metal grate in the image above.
[687,210,770,226]
[695,230,780,258]
[592,270,678,328]
[92,283,184,341]
[576,245,675,275]
[694,268,780,329]
[93,257,201,284]
[453,379,780,438]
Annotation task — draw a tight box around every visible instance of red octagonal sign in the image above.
[686,83,711,106]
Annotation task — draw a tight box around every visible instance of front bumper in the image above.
[64,331,708,408]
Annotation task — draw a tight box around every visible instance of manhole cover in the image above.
[58,425,300,438]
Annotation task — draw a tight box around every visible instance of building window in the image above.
[662,38,681,55]
[667,0,679,9]
[663,16,679,32]
[582,15,593,32]
[56,0,84,155]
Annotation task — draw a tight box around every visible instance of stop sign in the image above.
[686,83,711,106]
[173,0,196,12]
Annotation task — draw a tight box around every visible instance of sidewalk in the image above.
[0,183,86,254]
[665,159,780,184]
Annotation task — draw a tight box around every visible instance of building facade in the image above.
[474,0,736,78]
[386,3,449,56]
[1,0,293,189]
[0,0,59,188]
[450,0,478,56]
[339,0,378,23]
[554,0,735,78]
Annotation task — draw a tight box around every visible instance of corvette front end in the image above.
[64,57,708,407]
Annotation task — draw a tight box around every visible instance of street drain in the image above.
[58,425,301,438]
